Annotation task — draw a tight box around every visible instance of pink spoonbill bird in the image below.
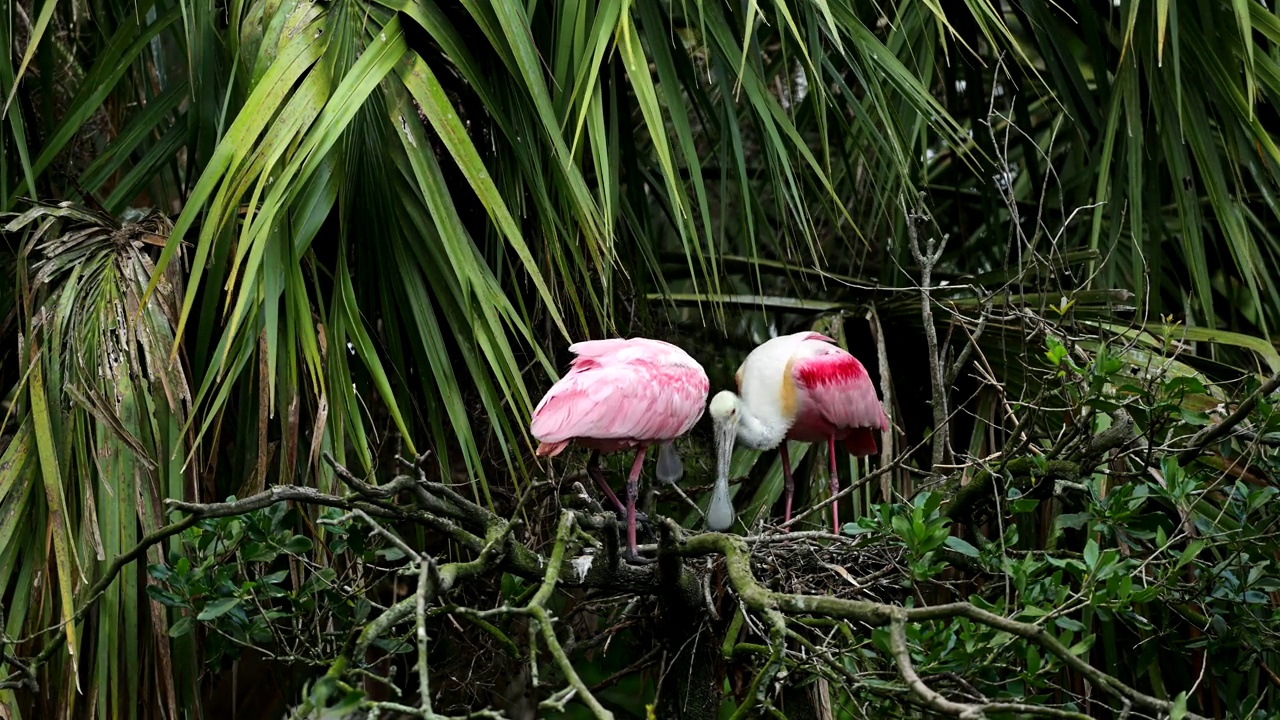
[706,331,888,534]
[530,338,709,563]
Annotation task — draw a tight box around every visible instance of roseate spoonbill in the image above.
[530,338,710,563]
[706,331,888,534]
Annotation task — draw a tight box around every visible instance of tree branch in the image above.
[889,616,982,718]
[3,441,1215,720]
[522,511,614,720]
[667,524,1208,720]
[1177,371,1280,465]
[905,194,951,469]
[943,414,1138,524]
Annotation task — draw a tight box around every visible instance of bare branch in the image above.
[667,524,1209,720]
[945,299,991,387]
[868,305,897,501]
[417,558,434,716]
[1177,371,1280,465]
[904,193,951,469]
[322,508,422,562]
[889,617,981,718]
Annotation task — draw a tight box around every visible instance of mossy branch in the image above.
[942,414,1138,523]
[5,451,1210,720]
[668,524,1207,720]
[1177,371,1280,465]
[522,511,614,720]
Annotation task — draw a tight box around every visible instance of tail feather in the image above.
[536,440,570,457]
[842,428,879,457]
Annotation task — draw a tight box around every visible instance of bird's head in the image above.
[708,390,739,424]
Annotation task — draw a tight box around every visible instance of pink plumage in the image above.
[530,337,709,563]
[788,333,889,455]
[531,338,709,454]
[782,333,886,532]
[716,331,888,534]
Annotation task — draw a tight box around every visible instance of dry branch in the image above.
[1177,371,1280,465]
[905,195,952,469]
[2,449,1218,719]
[665,524,1207,720]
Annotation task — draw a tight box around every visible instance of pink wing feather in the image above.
[530,340,708,456]
[790,339,888,456]
[564,338,635,362]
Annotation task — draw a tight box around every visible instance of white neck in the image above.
[733,396,789,450]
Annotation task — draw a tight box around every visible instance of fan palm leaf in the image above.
[1,202,192,718]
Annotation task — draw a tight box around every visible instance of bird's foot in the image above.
[623,547,656,566]
[613,508,652,531]
[609,504,650,520]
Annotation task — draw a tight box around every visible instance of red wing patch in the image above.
[794,354,868,388]
[791,350,888,437]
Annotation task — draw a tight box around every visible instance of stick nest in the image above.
[747,536,910,605]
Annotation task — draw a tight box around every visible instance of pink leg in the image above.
[625,446,649,559]
[780,443,795,530]
[587,450,627,515]
[828,436,840,534]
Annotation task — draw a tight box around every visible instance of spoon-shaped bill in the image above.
[707,417,737,531]
[655,441,684,484]
[654,441,704,519]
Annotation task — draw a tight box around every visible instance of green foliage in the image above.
[826,334,1280,718]
[145,503,388,673]
[848,491,954,581]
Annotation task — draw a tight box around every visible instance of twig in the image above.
[365,702,506,720]
[590,647,662,693]
[292,523,517,719]
[729,608,788,720]
[327,451,465,522]
[945,299,991,387]
[417,558,434,716]
[670,526,1209,720]
[781,443,922,530]
[0,607,36,691]
[19,512,200,668]
[456,512,617,719]
[1235,429,1280,447]
[904,193,951,469]
[539,687,578,712]
[1177,371,1280,465]
[889,617,980,718]
[322,509,422,562]
[868,305,897,501]
[742,530,868,545]
[891,617,1091,719]
[524,512,614,720]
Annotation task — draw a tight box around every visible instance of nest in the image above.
[748,534,910,605]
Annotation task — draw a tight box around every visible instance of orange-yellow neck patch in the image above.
[779,356,799,419]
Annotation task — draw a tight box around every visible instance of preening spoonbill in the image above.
[706,331,888,534]
[530,338,709,563]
